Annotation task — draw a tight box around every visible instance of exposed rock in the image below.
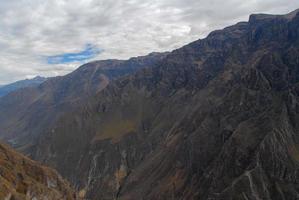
[0,142,77,199]
[2,9,299,200]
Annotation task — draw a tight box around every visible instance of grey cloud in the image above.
[0,0,299,84]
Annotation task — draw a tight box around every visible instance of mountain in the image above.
[0,141,77,199]
[1,9,299,200]
[0,76,47,97]
[0,52,167,154]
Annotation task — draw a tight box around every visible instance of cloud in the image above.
[0,0,299,84]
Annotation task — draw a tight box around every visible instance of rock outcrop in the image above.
[0,141,77,200]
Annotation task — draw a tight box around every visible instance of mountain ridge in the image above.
[1,8,299,200]
[0,140,78,199]
[0,52,167,154]
[0,76,47,97]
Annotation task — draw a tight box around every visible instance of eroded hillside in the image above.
[0,142,77,200]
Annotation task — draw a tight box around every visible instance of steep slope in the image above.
[0,52,166,154]
[1,9,299,200]
[0,141,77,200]
[0,76,47,97]
[29,9,299,200]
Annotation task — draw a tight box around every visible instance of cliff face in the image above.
[0,52,166,155]
[27,9,299,200]
[1,9,299,200]
[0,142,77,200]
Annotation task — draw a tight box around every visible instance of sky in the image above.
[0,0,299,85]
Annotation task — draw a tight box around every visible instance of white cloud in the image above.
[0,0,299,84]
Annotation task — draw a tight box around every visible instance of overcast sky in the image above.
[0,0,299,84]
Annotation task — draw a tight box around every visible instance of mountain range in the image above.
[1,9,299,200]
[0,76,47,97]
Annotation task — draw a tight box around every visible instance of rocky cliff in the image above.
[2,9,299,200]
[0,141,77,200]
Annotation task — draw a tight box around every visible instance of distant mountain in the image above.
[1,9,299,200]
[0,76,47,97]
[0,141,77,199]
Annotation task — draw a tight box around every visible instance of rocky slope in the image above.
[0,52,166,155]
[0,141,77,200]
[2,9,299,200]
[0,76,47,97]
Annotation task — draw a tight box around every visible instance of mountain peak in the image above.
[285,8,299,19]
[249,8,299,22]
[31,75,46,81]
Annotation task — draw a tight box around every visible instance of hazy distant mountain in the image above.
[1,9,299,200]
[0,76,47,97]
